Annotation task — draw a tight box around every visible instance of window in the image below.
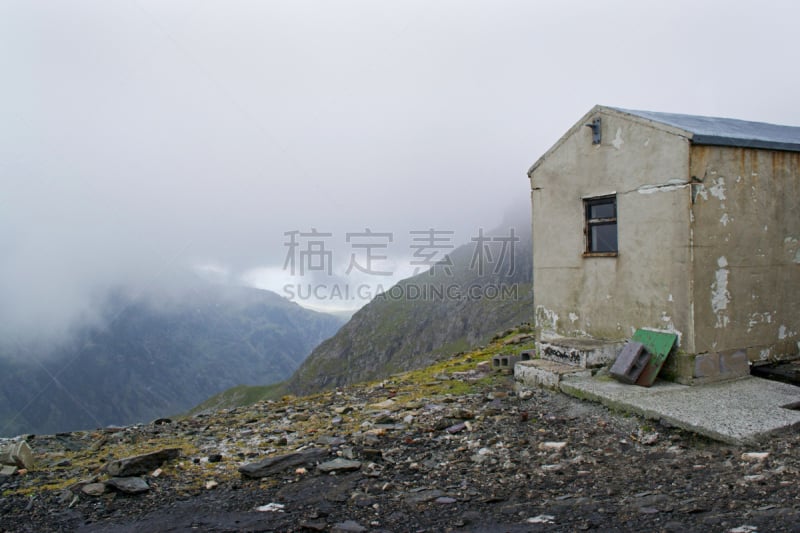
[584,195,618,255]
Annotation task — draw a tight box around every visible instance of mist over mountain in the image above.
[285,215,532,395]
[0,280,343,437]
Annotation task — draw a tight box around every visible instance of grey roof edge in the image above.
[690,135,800,152]
[610,106,800,153]
[529,106,800,177]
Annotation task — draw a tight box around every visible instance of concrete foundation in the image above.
[661,350,751,385]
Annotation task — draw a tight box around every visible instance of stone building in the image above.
[528,105,800,384]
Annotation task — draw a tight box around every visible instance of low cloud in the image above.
[1,1,797,351]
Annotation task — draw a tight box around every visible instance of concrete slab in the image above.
[559,375,800,444]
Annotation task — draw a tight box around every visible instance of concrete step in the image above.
[514,359,592,390]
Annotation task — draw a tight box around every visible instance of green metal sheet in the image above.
[631,329,677,387]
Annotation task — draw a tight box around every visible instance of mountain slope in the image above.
[285,222,532,395]
[0,282,343,436]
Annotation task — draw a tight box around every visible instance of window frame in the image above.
[583,194,618,257]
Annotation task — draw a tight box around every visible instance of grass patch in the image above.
[186,382,287,416]
[9,325,538,499]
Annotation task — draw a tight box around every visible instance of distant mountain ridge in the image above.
[285,220,532,395]
[0,281,343,437]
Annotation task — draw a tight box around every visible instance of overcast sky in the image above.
[1,0,799,341]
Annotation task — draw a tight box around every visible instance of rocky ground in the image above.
[1,333,799,533]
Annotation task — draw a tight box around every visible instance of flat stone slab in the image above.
[560,375,800,445]
[106,448,181,477]
[106,476,150,494]
[81,482,107,496]
[317,458,362,473]
[239,448,329,478]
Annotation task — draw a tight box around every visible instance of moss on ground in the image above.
[7,325,536,499]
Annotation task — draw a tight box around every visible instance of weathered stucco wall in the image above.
[690,146,800,362]
[530,109,693,349]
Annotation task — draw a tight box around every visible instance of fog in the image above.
[1,0,799,345]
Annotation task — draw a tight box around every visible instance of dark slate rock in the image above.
[81,482,106,496]
[316,436,347,446]
[239,448,328,478]
[105,448,181,477]
[332,520,367,532]
[362,448,383,460]
[405,489,445,504]
[106,477,149,494]
[276,471,361,505]
[299,521,327,531]
[318,458,362,473]
[446,422,467,434]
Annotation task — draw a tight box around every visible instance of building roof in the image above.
[528,105,800,176]
[610,107,800,152]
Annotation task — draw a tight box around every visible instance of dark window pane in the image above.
[591,223,617,252]
[589,201,615,219]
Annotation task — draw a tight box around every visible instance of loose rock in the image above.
[318,458,362,473]
[741,452,769,461]
[105,477,149,494]
[332,520,367,532]
[81,483,106,496]
[255,502,285,512]
[105,448,181,477]
[239,448,328,478]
